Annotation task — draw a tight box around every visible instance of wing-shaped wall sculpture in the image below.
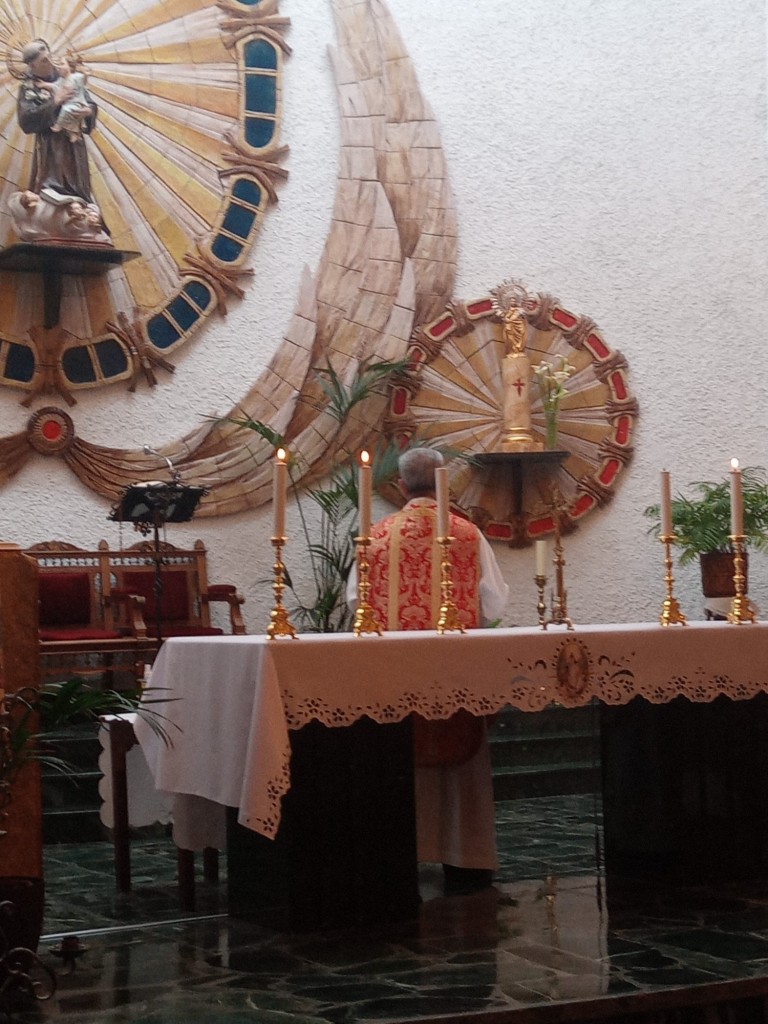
[2,0,457,512]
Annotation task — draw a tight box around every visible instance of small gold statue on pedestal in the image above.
[498,302,543,454]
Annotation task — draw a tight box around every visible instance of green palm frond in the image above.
[311,357,410,423]
[214,410,285,450]
[3,679,175,785]
[644,466,768,564]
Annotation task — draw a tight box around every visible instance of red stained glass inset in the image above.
[571,494,595,517]
[585,332,609,359]
[528,516,555,536]
[428,317,454,338]
[42,420,63,441]
[599,459,620,486]
[551,307,577,329]
[610,372,627,400]
[614,416,630,445]
[485,522,512,540]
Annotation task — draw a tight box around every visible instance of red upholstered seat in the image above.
[40,626,123,641]
[121,571,223,638]
[39,571,91,627]
[27,539,245,684]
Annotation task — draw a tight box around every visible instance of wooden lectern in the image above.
[0,543,44,949]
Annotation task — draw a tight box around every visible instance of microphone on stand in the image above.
[142,444,181,484]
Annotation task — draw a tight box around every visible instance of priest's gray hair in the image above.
[399,448,444,495]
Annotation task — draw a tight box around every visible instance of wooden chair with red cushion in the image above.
[109,538,245,644]
[26,542,152,688]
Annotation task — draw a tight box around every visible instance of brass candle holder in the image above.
[436,536,465,634]
[353,537,383,636]
[541,498,573,630]
[267,536,297,639]
[727,534,755,624]
[535,574,547,627]
[658,534,687,627]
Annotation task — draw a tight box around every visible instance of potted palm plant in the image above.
[0,678,169,996]
[644,466,768,595]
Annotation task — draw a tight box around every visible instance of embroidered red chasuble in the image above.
[366,500,481,631]
[366,500,483,765]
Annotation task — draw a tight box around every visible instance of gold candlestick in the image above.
[658,534,687,626]
[541,497,573,630]
[437,536,465,634]
[353,537,383,636]
[727,534,755,623]
[535,574,547,628]
[267,536,297,639]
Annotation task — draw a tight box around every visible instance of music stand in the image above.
[109,482,206,646]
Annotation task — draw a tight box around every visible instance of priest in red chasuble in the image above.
[348,448,508,891]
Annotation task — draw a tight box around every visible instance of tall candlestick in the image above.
[730,458,743,536]
[660,469,673,537]
[435,466,450,537]
[535,539,549,577]
[273,447,287,537]
[358,450,372,538]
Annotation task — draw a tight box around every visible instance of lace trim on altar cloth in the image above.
[281,649,768,730]
[240,753,291,840]
[252,632,768,839]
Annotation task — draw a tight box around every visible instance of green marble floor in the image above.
[13,795,768,1023]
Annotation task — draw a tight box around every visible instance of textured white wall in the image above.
[2,0,768,631]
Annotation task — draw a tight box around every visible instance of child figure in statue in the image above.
[49,58,91,143]
[39,57,91,144]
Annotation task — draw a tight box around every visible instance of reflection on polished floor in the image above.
[19,794,768,1023]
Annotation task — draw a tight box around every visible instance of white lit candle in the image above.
[660,469,673,538]
[730,458,743,537]
[358,450,372,538]
[535,539,549,577]
[273,447,287,538]
[435,466,450,538]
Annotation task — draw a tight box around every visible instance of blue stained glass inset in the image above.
[245,73,276,114]
[222,203,257,239]
[244,38,277,71]
[62,346,96,384]
[5,343,34,383]
[94,339,129,378]
[211,235,244,263]
[147,313,182,351]
[232,179,262,207]
[166,295,200,332]
[183,280,213,311]
[244,116,275,149]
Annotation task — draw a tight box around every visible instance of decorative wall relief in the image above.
[0,0,290,405]
[385,284,638,545]
[0,0,457,510]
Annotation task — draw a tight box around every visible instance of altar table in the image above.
[134,622,768,919]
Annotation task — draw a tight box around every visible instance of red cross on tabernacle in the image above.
[512,377,526,396]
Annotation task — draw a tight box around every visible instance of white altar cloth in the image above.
[133,621,768,845]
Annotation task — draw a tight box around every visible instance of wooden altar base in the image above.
[227,716,419,931]
[601,693,768,881]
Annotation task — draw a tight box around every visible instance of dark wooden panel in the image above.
[227,716,419,930]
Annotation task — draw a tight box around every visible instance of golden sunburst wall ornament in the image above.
[0,0,289,405]
[385,285,639,545]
